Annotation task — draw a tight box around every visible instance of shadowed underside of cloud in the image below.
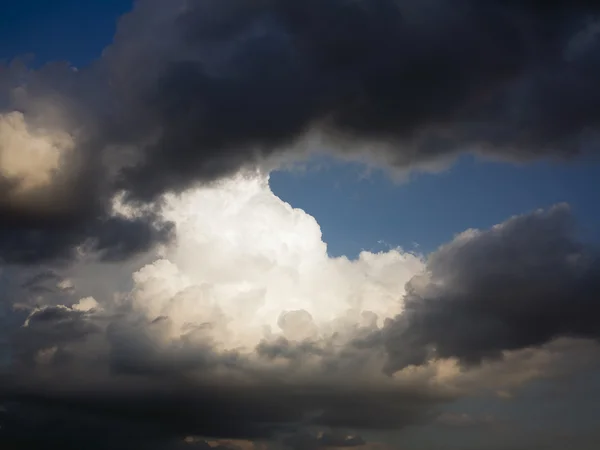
[2,0,600,263]
[0,376,439,448]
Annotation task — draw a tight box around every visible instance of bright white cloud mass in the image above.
[132,170,423,349]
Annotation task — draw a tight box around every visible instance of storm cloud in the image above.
[382,203,600,372]
[102,0,600,200]
[3,0,600,262]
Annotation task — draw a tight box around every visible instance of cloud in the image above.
[0,63,171,265]
[0,101,172,264]
[381,204,600,372]
[102,0,600,201]
[2,171,600,449]
[3,3,600,440]
[0,172,440,447]
[3,0,600,263]
[0,111,75,198]
[104,0,600,197]
[282,430,366,449]
[435,412,497,428]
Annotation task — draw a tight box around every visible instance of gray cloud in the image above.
[0,307,446,447]
[0,210,173,265]
[0,62,174,265]
[105,0,600,200]
[3,0,600,263]
[0,372,442,448]
[382,204,600,372]
[282,430,366,450]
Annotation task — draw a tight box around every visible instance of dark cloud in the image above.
[0,399,252,450]
[106,0,600,200]
[0,305,446,448]
[19,269,63,295]
[0,373,442,448]
[0,61,174,265]
[381,204,600,372]
[3,0,600,263]
[0,211,173,265]
[282,430,366,450]
[10,305,101,368]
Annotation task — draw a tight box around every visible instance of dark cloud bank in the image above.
[3,0,600,448]
[382,204,600,371]
[2,0,600,264]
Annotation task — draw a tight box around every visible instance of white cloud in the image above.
[72,297,99,312]
[127,170,425,350]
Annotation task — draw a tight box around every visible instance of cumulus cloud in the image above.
[0,172,438,448]
[381,204,600,372]
[132,172,423,349]
[1,171,600,449]
[3,0,600,262]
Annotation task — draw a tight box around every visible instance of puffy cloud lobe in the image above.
[0,111,74,197]
[128,172,423,349]
[382,204,600,372]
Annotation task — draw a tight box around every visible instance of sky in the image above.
[1,1,600,449]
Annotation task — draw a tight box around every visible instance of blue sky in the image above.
[2,0,600,259]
